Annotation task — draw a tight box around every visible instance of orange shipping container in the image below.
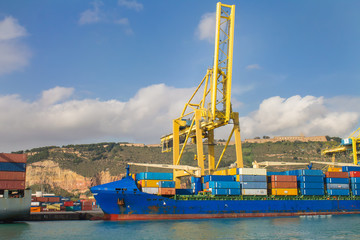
[30,207,41,212]
[350,171,360,178]
[0,171,26,181]
[328,166,342,172]
[325,172,348,178]
[0,180,25,190]
[271,181,297,189]
[0,153,27,163]
[158,188,175,195]
[271,175,297,182]
[271,188,298,196]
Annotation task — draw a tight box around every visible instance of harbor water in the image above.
[1,215,359,239]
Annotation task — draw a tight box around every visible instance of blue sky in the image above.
[0,0,359,152]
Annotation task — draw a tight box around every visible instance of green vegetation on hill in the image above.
[17,138,354,177]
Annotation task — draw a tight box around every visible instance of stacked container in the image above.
[191,177,202,194]
[349,171,360,196]
[289,169,324,196]
[158,180,176,196]
[136,172,173,195]
[237,168,267,195]
[0,153,27,191]
[325,171,349,196]
[202,175,239,196]
[269,175,298,196]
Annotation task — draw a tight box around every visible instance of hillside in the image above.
[14,138,354,197]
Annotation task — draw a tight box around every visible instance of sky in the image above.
[0,0,359,152]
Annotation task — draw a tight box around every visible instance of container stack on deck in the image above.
[237,168,267,196]
[136,172,173,195]
[325,171,350,196]
[158,180,176,196]
[342,166,360,196]
[286,169,324,196]
[269,175,298,196]
[203,175,240,196]
[0,153,26,191]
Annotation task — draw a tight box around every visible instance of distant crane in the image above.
[322,127,360,165]
[160,2,242,187]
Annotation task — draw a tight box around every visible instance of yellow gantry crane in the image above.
[321,127,360,165]
[160,2,243,187]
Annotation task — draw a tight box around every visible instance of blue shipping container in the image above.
[203,175,235,183]
[240,181,267,189]
[300,188,325,196]
[228,188,241,195]
[191,181,202,194]
[325,178,349,184]
[327,189,350,196]
[210,188,228,195]
[326,183,349,189]
[350,177,360,184]
[208,181,241,189]
[267,172,286,176]
[298,169,323,176]
[352,189,360,196]
[342,166,360,172]
[298,176,324,183]
[158,181,175,188]
[238,175,267,182]
[175,189,193,195]
[190,177,201,184]
[351,183,360,190]
[299,182,324,189]
[0,162,26,172]
[136,172,173,180]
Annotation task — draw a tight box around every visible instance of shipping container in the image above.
[326,183,349,189]
[208,181,241,189]
[267,171,286,176]
[190,177,201,184]
[328,166,342,172]
[350,183,360,190]
[352,189,360,196]
[138,180,170,188]
[237,175,267,182]
[158,188,176,195]
[298,176,324,183]
[295,169,323,176]
[47,197,61,203]
[271,181,297,189]
[30,207,41,212]
[240,181,267,189]
[350,177,360,183]
[141,187,159,194]
[228,188,241,195]
[64,201,74,207]
[0,171,26,180]
[0,162,26,172]
[300,188,325,196]
[0,180,25,190]
[136,172,173,180]
[342,166,360,172]
[191,181,202,194]
[158,181,175,188]
[271,188,297,196]
[327,189,350,196]
[325,172,349,178]
[237,168,266,176]
[175,189,192,195]
[349,171,360,178]
[241,189,267,195]
[31,202,40,206]
[299,182,324,189]
[203,175,235,183]
[325,178,349,184]
[271,175,297,182]
[0,153,27,163]
[210,188,228,195]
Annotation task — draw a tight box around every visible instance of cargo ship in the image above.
[91,2,360,220]
[0,153,31,222]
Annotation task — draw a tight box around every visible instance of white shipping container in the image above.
[241,189,267,195]
[237,168,267,176]
[31,201,40,206]
[141,187,159,194]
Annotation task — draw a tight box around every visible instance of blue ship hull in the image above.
[91,177,360,220]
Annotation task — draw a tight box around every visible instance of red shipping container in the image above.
[81,205,92,211]
[0,180,25,190]
[325,172,348,178]
[0,153,27,163]
[271,175,297,182]
[350,171,360,178]
[64,201,74,207]
[47,197,60,203]
[37,197,47,202]
[0,171,26,181]
[158,188,175,195]
[271,181,298,189]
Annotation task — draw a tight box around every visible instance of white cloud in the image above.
[118,0,143,12]
[240,95,359,139]
[195,12,215,42]
[0,84,194,152]
[114,18,133,35]
[246,64,261,70]
[0,16,31,76]
[78,1,103,25]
